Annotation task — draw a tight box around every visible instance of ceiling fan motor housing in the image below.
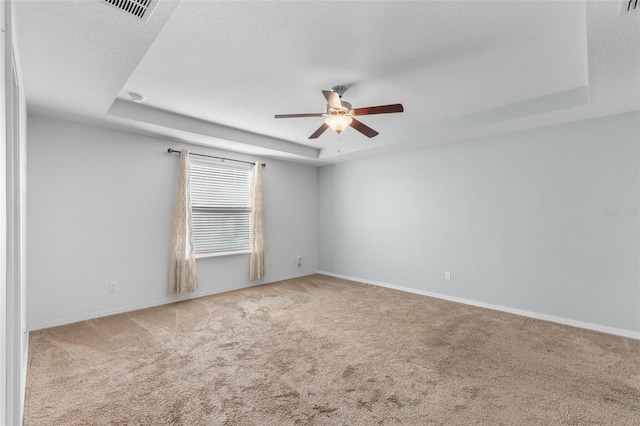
[327,101,352,116]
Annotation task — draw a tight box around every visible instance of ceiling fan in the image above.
[274,86,404,139]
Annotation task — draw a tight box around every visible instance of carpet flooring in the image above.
[24,274,640,425]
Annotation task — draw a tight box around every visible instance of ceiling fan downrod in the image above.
[331,85,348,98]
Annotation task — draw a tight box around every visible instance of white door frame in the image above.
[0,1,8,423]
[2,1,27,424]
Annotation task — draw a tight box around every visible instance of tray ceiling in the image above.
[14,1,640,165]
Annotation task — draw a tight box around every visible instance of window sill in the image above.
[195,250,251,259]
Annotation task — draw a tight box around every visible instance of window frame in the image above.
[189,158,253,258]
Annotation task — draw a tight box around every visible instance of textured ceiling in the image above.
[13,1,640,165]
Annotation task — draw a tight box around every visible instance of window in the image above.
[190,158,252,256]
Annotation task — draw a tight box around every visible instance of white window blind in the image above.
[190,159,252,255]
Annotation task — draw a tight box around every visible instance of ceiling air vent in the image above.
[99,0,158,22]
[620,0,639,15]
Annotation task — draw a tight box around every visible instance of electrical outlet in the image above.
[293,256,302,267]
[445,272,451,280]
[109,282,118,293]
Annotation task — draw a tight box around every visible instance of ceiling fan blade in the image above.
[274,113,324,118]
[309,123,330,139]
[349,118,379,138]
[322,90,342,110]
[352,103,404,116]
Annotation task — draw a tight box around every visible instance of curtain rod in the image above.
[167,148,266,167]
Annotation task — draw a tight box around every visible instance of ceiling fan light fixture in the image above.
[325,114,353,134]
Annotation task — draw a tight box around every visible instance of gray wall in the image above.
[27,115,318,329]
[319,111,640,333]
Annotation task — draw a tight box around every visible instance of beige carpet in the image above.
[24,274,640,425]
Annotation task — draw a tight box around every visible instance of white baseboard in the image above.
[317,271,640,340]
[29,271,315,331]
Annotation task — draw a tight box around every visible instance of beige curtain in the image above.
[169,149,198,294]
[250,162,265,280]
